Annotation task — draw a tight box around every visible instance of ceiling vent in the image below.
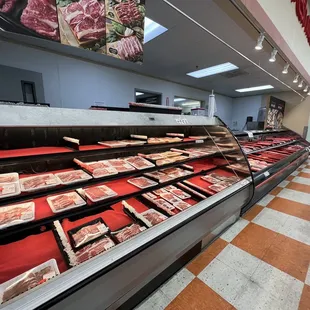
[220,69,248,78]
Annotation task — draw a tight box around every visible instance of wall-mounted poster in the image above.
[0,0,145,63]
[265,96,286,129]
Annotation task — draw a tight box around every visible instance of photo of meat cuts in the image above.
[57,0,106,52]
[0,0,60,41]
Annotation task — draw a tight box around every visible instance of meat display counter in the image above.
[235,129,310,215]
[0,105,253,310]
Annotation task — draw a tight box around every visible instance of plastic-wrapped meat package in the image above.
[47,192,86,213]
[84,185,117,202]
[153,199,176,216]
[75,237,115,264]
[153,188,169,196]
[113,224,146,243]
[55,170,92,185]
[70,219,109,249]
[209,182,228,193]
[0,173,21,199]
[0,202,35,230]
[92,167,118,178]
[159,193,182,205]
[127,177,158,189]
[174,201,191,211]
[124,156,154,170]
[201,175,220,184]
[108,159,136,173]
[208,173,227,181]
[0,259,59,304]
[0,173,19,183]
[168,188,191,199]
[20,174,59,192]
[141,209,167,225]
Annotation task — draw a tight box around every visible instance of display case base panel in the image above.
[241,153,308,215]
[49,186,250,310]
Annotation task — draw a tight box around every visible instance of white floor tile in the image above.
[277,188,310,205]
[292,176,310,186]
[198,258,249,304]
[252,208,289,233]
[257,194,275,207]
[216,244,261,277]
[251,261,303,310]
[220,218,249,242]
[159,268,195,301]
[306,264,310,286]
[291,171,299,176]
[134,289,171,310]
[278,215,310,246]
[278,180,289,188]
[302,168,310,174]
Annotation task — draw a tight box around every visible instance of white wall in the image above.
[0,39,233,127]
[231,96,262,130]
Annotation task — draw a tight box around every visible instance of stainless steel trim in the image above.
[1,179,250,310]
[0,106,221,127]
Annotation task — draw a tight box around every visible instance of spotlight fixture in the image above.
[282,63,289,74]
[293,74,299,83]
[255,33,265,50]
[303,86,309,93]
[269,48,277,62]
[298,80,304,88]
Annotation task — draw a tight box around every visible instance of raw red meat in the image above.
[0,175,15,183]
[21,174,58,191]
[56,170,91,184]
[20,0,60,41]
[125,156,154,170]
[114,224,145,243]
[84,185,117,202]
[115,0,141,26]
[117,36,143,61]
[76,237,115,264]
[50,195,74,210]
[0,0,17,13]
[128,177,158,189]
[141,209,167,226]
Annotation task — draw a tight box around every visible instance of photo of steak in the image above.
[0,202,34,229]
[117,36,143,61]
[114,0,142,26]
[114,224,146,243]
[76,237,115,264]
[20,0,60,41]
[0,0,17,13]
[72,221,108,248]
[62,0,105,42]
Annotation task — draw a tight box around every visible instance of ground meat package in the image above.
[20,174,60,192]
[0,173,21,199]
[47,192,86,213]
[68,218,109,250]
[0,201,35,230]
[55,170,92,185]
[112,224,146,243]
[84,185,118,203]
[0,259,59,304]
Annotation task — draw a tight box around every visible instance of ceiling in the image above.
[0,0,307,99]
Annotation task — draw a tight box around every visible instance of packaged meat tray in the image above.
[209,182,228,193]
[153,188,169,196]
[0,259,59,304]
[98,141,129,148]
[208,173,227,181]
[69,218,109,250]
[127,177,158,189]
[160,193,183,205]
[112,224,146,243]
[47,192,86,213]
[144,171,173,183]
[174,201,191,211]
[92,167,118,179]
[167,188,191,200]
[0,183,21,199]
[153,199,176,216]
[76,236,115,264]
[20,174,60,192]
[74,159,111,174]
[164,185,177,191]
[147,137,182,144]
[84,185,118,203]
[0,173,19,183]
[166,133,184,138]
[0,201,35,230]
[55,170,92,185]
[177,182,207,200]
[108,159,136,173]
[160,167,192,179]
[124,156,155,170]
[141,209,168,226]
[201,175,220,184]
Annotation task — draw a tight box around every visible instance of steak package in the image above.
[0,173,20,199]
[144,171,173,183]
[166,188,191,200]
[68,218,109,250]
[20,174,60,192]
[0,201,35,230]
[107,159,136,173]
[0,259,59,304]
[0,173,19,183]
[75,236,115,264]
[201,175,220,184]
[112,223,146,243]
[47,192,86,213]
[84,185,117,203]
[141,209,168,226]
[127,177,158,189]
[55,170,92,185]
[124,156,155,170]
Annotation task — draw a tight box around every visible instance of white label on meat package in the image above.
[43,271,56,280]
[97,223,109,234]
[1,184,16,195]
[45,178,57,185]
[263,171,270,178]
[195,140,204,144]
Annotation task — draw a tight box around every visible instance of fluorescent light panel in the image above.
[144,17,168,43]
[174,98,186,102]
[236,85,274,93]
[187,62,238,78]
[136,92,144,96]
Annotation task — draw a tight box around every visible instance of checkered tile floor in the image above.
[135,159,310,310]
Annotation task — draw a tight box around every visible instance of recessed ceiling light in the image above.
[235,85,274,93]
[174,98,186,102]
[144,17,168,43]
[187,62,238,78]
[136,92,144,96]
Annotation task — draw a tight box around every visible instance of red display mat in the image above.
[0,231,67,284]
[0,147,73,159]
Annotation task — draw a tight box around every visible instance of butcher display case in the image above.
[0,105,254,310]
[235,129,310,215]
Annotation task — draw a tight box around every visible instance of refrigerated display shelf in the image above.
[245,139,298,154]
